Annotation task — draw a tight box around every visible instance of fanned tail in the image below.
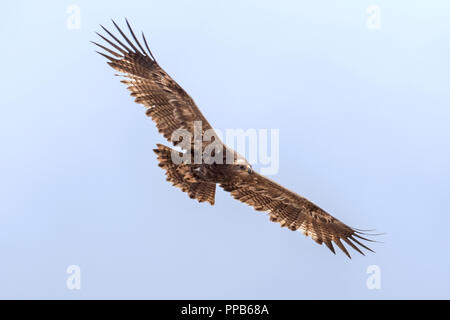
[153,144,216,205]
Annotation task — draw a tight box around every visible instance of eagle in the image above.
[93,19,376,258]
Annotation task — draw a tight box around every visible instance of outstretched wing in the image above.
[93,19,216,147]
[221,172,374,258]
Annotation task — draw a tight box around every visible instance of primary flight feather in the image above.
[93,19,376,258]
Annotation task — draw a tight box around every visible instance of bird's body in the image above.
[94,19,376,258]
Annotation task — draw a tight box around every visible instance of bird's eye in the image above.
[239,165,245,170]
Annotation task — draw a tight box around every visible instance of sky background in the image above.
[1,0,450,299]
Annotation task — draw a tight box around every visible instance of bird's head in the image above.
[233,158,253,174]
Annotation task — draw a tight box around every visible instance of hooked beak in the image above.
[247,166,253,174]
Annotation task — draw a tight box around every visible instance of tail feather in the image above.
[153,144,216,205]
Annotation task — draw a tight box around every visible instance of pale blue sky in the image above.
[1,1,450,299]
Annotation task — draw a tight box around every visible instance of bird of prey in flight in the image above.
[93,19,376,258]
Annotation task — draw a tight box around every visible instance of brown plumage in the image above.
[94,19,377,258]
[154,144,216,205]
